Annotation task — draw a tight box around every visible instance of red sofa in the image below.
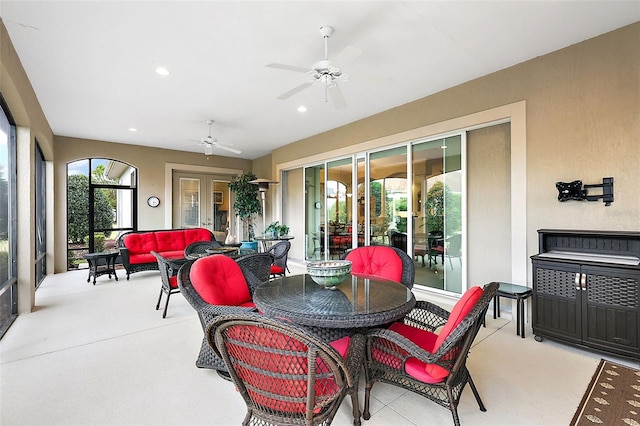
[117,228,215,279]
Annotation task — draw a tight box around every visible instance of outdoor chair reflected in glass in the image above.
[207,313,366,426]
[363,282,498,426]
[177,253,272,376]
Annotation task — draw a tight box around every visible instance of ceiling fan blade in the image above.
[277,81,314,100]
[214,143,242,155]
[266,63,310,74]
[328,84,347,110]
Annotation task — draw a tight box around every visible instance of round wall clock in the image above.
[315,201,322,209]
[147,196,160,208]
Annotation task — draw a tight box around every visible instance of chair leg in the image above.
[350,389,361,426]
[363,380,373,420]
[156,288,163,310]
[446,386,461,426]
[467,374,487,412]
[162,291,171,318]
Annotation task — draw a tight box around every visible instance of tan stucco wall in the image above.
[1,19,54,313]
[270,23,639,285]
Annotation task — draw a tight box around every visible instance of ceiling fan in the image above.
[267,26,356,109]
[196,119,241,155]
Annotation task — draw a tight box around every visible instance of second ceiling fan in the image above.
[197,119,241,155]
[267,26,358,109]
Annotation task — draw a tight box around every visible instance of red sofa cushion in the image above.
[189,255,251,306]
[123,232,158,256]
[183,228,214,245]
[345,246,403,283]
[155,231,186,252]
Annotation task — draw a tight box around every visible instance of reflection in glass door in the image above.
[304,165,324,260]
[174,173,231,242]
[412,135,463,293]
[327,158,353,259]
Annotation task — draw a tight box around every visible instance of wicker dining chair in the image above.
[207,312,366,426]
[184,240,222,258]
[363,282,498,426]
[342,245,415,289]
[151,251,189,318]
[177,255,268,373]
[266,240,291,279]
[235,252,274,284]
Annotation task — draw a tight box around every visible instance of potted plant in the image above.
[228,172,262,250]
[266,221,290,238]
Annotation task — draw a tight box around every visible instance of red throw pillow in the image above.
[345,246,403,283]
[189,256,251,306]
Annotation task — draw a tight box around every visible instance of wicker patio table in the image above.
[253,273,416,330]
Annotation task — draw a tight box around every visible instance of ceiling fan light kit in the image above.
[268,25,350,109]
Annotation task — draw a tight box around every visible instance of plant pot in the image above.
[240,241,258,252]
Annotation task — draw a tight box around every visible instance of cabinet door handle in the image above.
[581,273,587,290]
[575,273,581,290]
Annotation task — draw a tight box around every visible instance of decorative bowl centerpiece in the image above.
[306,260,352,289]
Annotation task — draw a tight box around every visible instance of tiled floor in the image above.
[0,260,635,425]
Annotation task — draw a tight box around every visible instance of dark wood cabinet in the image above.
[531,229,640,359]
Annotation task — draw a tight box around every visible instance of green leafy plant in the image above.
[67,174,113,243]
[228,172,261,241]
[266,221,289,237]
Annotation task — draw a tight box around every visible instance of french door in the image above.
[172,172,232,242]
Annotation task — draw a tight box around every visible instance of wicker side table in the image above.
[84,251,119,285]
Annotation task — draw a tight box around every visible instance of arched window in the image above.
[67,159,137,270]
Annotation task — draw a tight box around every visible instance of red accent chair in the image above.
[266,240,291,279]
[343,245,415,289]
[207,312,366,426]
[177,253,273,373]
[363,282,498,426]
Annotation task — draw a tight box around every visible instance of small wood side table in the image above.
[84,251,119,285]
[493,282,533,338]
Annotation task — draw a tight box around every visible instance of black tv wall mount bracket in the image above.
[555,177,614,206]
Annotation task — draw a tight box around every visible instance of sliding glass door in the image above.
[412,135,463,293]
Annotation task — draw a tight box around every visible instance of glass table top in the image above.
[253,274,415,328]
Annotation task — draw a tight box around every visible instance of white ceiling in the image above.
[2,1,638,160]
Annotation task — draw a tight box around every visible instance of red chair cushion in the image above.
[189,256,251,306]
[375,286,484,384]
[225,325,349,414]
[270,265,284,275]
[169,276,178,289]
[345,246,403,283]
[434,286,483,349]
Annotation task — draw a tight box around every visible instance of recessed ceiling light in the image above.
[128,128,138,132]
[155,67,170,76]
[297,106,307,113]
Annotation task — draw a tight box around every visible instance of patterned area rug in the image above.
[571,359,640,425]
